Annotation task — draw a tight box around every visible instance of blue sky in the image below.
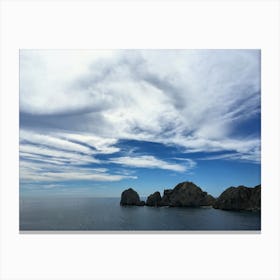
[19,50,261,198]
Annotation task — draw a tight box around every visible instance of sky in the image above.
[19,49,261,198]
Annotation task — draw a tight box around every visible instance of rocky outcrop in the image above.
[145,182,216,207]
[159,189,173,206]
[120,188,145,206]
[120,182,261,211]
[146,191,162,206]
[213,185,261,211]
[137,200,145,206]
[250,185,261,208]
[201,194,216,206]
[120,182,217,207]
[165,181,215,207]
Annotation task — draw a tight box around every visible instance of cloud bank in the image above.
[20,50,261,184]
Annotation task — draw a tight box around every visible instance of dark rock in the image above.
[250,185,261,209]
[201,194,216,206]
[146,191,162,206]
[120,182,260,210]
[213,185,261,211]
[120,188,144,206]
[164,189,173,196]
[137,200,145,206]
[167,181,210,207]
[158,181,214,207]
[159,189,173,206]
[160,195,170,206]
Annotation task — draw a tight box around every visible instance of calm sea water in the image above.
[20,197,261,231]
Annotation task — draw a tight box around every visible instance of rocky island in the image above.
[120,188,145,206]
[213,184,261,211]
[120,181,261,211]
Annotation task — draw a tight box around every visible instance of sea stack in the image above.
[213,185,261,211]
[146,191,162,206]
[120,188,145,206]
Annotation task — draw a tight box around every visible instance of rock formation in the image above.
[146,191,162,206]
[159,189,173,206]
[162,181,215,207]
[120,188,145,206]
[144,182,216,207]
[250,185,261,208]
[120,182,261,211]
[213,185,261,211]
[201,194,216,206]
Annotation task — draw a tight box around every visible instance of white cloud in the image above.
[109,155,195,172]
[19,129,122,171]
[20,130,93,154]
[20,49,261,172]
[20,50,115,114]
[58,132,120,154]
[19,130,136,183]
[21,169,135,183]
[20,160,137,183]
[21,171,134,182]
[199,149,261,164]
[170,136,260,153]
[21,129,120,155]
[20,144,99,165]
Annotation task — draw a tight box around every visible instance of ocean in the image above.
[20,197,261,231]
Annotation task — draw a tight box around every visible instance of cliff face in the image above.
[213,185,261,211]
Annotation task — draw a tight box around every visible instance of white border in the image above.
[1,1,279,279]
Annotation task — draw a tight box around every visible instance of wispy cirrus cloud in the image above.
[58,132,120,154]
[20,159,137,183]
[20,130,92,154]
[199,149,261,164]
[19,130,121,169]
[20,50,260,161]
[19,50,260,188]
[109,155,195,172]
